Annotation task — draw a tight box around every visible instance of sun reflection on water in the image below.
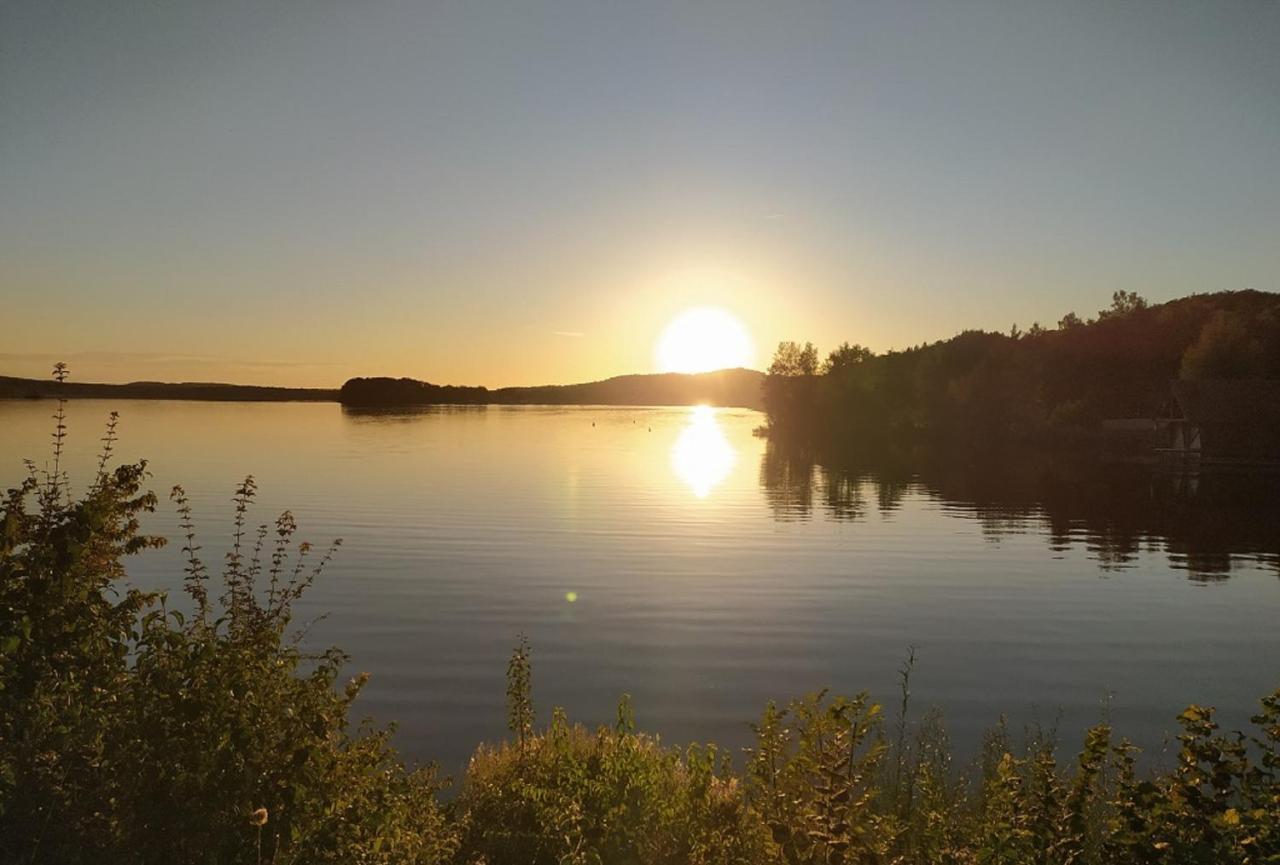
[670,405,736,498]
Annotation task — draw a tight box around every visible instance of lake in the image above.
[2,399,1278,776]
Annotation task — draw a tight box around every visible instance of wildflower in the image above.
[250,807,269,827]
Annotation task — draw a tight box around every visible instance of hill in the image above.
[339,368,765,409]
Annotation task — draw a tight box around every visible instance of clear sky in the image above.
[2,1,1277,387]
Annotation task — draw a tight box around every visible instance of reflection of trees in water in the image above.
[759,443,906,523]
[341,404,489,423]
[822,471,867,521]
[759,439,1280,581]
[759,443,816,521]
[758,449,879,522]
[875,478,908,514]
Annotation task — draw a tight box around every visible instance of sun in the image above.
[655,307,756,374]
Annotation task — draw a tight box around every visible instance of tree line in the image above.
[763,290,1280,446]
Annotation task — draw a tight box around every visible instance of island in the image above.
[338,368,765,410]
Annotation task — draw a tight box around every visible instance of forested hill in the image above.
[0,376,336,402]
[340,368,765,409]
[763,289,1280,444]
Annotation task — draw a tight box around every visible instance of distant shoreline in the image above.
[0,376,337,403]
[338,369,765,410]
[0,367,766,410]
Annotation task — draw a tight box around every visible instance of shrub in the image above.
[0,400,455,864]
[457,642,769,865]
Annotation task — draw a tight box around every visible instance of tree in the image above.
[768,341,819,377]
[1098,290,1148,320]
[1058,311,1084,330]
[1180,312,1265,379]
[822,342,874,374]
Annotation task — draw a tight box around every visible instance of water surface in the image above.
[2,400,1277,775]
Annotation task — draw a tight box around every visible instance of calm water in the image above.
[3,400,1278,774]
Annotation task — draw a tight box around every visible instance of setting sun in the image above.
[654,307,756,374]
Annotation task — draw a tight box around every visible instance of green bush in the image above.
[0,407,454,864]
[455,638,769,864]
[2,396,1278,864]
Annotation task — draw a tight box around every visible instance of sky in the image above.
[2,1,1278,387]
